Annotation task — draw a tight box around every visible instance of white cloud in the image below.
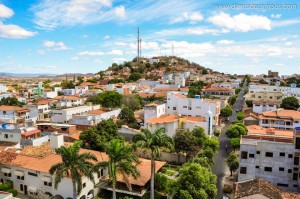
[82,34,88,39]
[0,4,14,18]
[285,42,293,46]
[32,0,113,29]
[78,49,123,56]
[113,58,127,63]
[103,35,110,40]
[70,56,79,60]
[207,12,271,32]
[0,22,37,39]
[43,40,70,50]
[217,40,234,45]
[171,12,203,24]
[271,14,281,19]
[114,6,126,19]
[272,19,300,28]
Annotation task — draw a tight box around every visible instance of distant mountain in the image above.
[0,73,94,78]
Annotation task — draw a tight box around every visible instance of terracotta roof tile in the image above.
[148,115,178,124]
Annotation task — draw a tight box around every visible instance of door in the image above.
[24,185,28,195]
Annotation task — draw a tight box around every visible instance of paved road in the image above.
[213,83,247,199]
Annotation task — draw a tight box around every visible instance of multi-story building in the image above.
[53,96,83,108]
[238,125,300,192]
[268,70,279,77]
[201,87,234,99]
[258,109,300,130]
[144,103,166,124]
[26,100,50,123]
[0,106,30,124]
[166,92,220,125]
[174,75,186,87]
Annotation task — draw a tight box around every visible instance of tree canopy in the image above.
[230,138,240,151]
[0,97,24,107]
[128,72,142,82]
[220,105,233,118]
[280,96,300,110]
[121,95,142,111]
[87,91,122,108]
[225,152,239,176]
[117,106,139,129]
[225,123,247,138]
[174,129,197,154]
[237,112,244,120]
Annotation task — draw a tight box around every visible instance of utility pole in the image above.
[137,27,140,63]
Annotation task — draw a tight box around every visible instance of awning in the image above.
[28,186,37,193]
[14,170,24,176]
[1,168,11,173]
[41,176,52,183]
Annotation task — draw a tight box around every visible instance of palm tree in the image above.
[132,128,173,199]
[98,139,140,199]
[49,141,98,199]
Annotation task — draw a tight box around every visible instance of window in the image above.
[288,169,292,173]
[264,167,272,172]
[83,183,86,188]
[280,152,285,157]
[294,157,299,165]
[296,138,300,149]
[289,154,293,158]
[293,173,298,180]
[265,152,273,157]
[277,183,288,187]
[28,172,38,177]
[241,151,248,159]
[183,106,187,108]
[256,166,259,169]
[240,167,247,174]
[3,111,6,115]
[256,151,260,154]
[17,176,24,180]
[279,167,285,171]
[188,107,192,110]
[4,134,8,139]
[294,184,298,188]
[294,167,298,172]
[44,182,52,187]
[20,184,23,191]
[173,107,176,110]
[249,154,255,158]
[4,173,11,177]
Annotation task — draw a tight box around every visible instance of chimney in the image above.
[50,131,64,151]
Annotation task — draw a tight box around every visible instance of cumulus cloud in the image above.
[0,4,14,18]
[171,12,203,24]
[207,12,271,32]
[43,40,70,50]
[103,35,110,40]
[271,14,281,19]
[0,4,37,39]
[114,6,126,19]
[78,49,123,56]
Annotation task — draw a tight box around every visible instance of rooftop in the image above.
[148,115,178,124]
[247,125,293,137]
[259,109,300,120]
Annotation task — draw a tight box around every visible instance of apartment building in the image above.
[258,109,300,130]
[53,96,83,108]
[249,84,300,101]
[144,103,166,124]
[166,92,220,125]
[0,106,30,124]
[238,125,300,192]
[202,87,234,99]
[51,105,100,123]
[27,100,50,123]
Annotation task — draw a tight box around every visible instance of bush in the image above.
[214,130,221,137]
[7,189,18,197]
[237,112,244,120]
[0,182,13,191]
[155,173,169,192]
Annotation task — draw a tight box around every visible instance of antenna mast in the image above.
[137,28,140,63]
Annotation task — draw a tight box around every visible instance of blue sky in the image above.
[0,0,299,75]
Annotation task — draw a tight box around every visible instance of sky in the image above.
[0,0,299,75]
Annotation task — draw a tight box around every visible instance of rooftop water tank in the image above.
[195,95,201,99]
[1,123,7,129]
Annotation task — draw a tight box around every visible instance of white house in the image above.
[53,96,83,108]
[51,105,100,123]
[174,75,186,87]
[149,58,159,64]
[166,92,221,125]
[144,103,166,124]
[0,84,7,93]
[0,106,30,124]
[26,100,50,123]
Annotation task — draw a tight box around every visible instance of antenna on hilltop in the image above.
[171,43,174,57]
[137,27,141,63]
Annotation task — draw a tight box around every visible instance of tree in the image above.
[202,69,209,75]
[230,138,240,151]
[203,137,219,154]
[228,95,238,106]
[121,95,142,111]
[80,119,119,151]
[155,173,170,192]
[49,141,98,199]
[0,97,24,107]
[133,128,173,199]
[62,80,75,89]
[197,148,214,166]
[225,124,247,138]
[98,139,140,199]
[225,152,239,176]
[108,78,125,84]
[191,127,208,146]
[259,79,268,84]
[117,107,139,129]
[128,72,142,82]
[220,105,233,118]
[245,100,253,108]
[168,163,217,199]
[237,112,244,120]
[190,157,211,168]
[187,87,200,98]
[87,91,122,108]
[235,88,241,94]
[76,76,84,85]
[281,96,300,110]
[173,129,197,155]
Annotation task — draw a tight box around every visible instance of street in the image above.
[212,83,247,199]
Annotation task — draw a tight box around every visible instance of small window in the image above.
[173,107,176,110]
[183,106,187,108]
[293,173,298,180]
[20,184,23,191]
[188,107,192,110]
[241,151,248,159]
[265,167,272,172]
[17,176,24,180]
[277,183,288,187]
[249,154,255,158]
[28,172,38,177]
[83,183,86,188]
[293,184,298,187]
[289,154,293,158]
[256,166,259,169]
[240,167,247,174]
[288,169,292,173]
[4,134,8,139]
[279,167,285,171]
[265,152,273,157]
[256,151,260,154]
[280,152,285,157]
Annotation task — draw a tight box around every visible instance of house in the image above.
[144,103,166,124]
[0,135,166,199]
[258,109,300,129]
[0,84,7,93]
[268,70,279,77]
[26,100,50,123]
[51,105,100,123]
[245,91,282,104]
[53,96,83,108]
[238,125,300,192]
[0,106,30,125]
[174,75,185,87]
[166,92,221,125]
[202,87,234,99]
[252,101,279,113]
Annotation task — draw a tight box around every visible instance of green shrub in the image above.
[7,189,18,197]
[214,130,221,137]
[0,182,13,191]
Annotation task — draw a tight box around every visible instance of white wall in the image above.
[144,104,166,124]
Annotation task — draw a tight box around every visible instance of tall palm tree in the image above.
[132,128,173,199]
[98,139,140,199]
[49,141,98,199]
